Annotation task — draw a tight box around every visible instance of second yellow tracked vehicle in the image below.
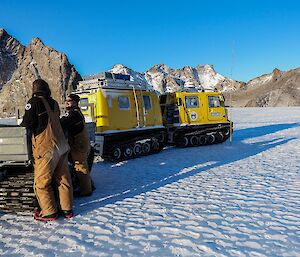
[160,90,231,147]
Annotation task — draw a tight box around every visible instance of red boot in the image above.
[34,211,58,221]
[61,210,73,219]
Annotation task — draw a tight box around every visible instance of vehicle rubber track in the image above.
[175,128,231,147]
[102,131,166,162]
[0,169,38,213]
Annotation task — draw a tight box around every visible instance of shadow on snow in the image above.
[75,123,299,215]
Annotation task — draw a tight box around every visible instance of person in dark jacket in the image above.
[60,94,93,196]
[21,79,73,221]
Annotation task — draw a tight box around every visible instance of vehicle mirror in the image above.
[177,98,182,106]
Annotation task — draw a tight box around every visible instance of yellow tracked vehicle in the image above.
[160,90,231,147]
[74,72,166,161]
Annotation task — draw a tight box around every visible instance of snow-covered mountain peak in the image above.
[110,64,151,89]
[182,65,195,71]
[149,64,173,74]
[109,63,244,94]
[111,64,129,73]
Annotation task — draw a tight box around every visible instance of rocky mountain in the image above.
[0,29,81,117]
[223,68,300,107]
[110,63,245,94]
[0,29,25,91]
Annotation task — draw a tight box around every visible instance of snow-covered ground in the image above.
[1,107,300,256]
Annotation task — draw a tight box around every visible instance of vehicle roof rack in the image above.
[77,72,152,91]
[82,72,130,81]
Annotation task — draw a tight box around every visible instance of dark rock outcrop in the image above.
[224,68,300,107]
[0,29,81,117]
[0,29,24,90]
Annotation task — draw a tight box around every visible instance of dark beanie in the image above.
[32,79,51,96]
[68,94,80,103]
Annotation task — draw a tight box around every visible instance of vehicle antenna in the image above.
[229,41,235,144]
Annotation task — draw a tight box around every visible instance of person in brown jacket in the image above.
[21,79,73,221]
[61,94,93,196]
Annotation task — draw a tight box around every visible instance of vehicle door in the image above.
[207,94,226,121]
[183,94,203,124]
[79,94,95,123]
[140,93,156,126]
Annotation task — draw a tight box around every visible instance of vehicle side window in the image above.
[118,96,130,110]
[185,96,199,108]
[219,95,225,107]
[208,96,222,107]
[143,95,152,110]
[79,98,88,111]
[107,95,112,108]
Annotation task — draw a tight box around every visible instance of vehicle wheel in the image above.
[124,146,133,158]
[206,134,216,144]
[178,136,189,147]
[198,135,207,145]
[133,143,142,156]
[222,128,231,142]
[157,133,165,143]
[215,132,224,143]
[142,142,151,154]
[224,128,230,136]
[190,136,199,146]
[112,147,122,160]
[151,141,160,152]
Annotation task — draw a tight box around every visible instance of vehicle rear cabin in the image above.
[74,72,165,161]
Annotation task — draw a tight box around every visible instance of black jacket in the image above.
[60,106,85,137]
[20,95,58,136]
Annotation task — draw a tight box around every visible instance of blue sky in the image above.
[1,0,300,82]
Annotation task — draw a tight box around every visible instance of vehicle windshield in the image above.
[79,97,88,110]
[208,96,224,107]
[185,96,199,108]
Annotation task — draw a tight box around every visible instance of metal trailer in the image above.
[0,125,37,213]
